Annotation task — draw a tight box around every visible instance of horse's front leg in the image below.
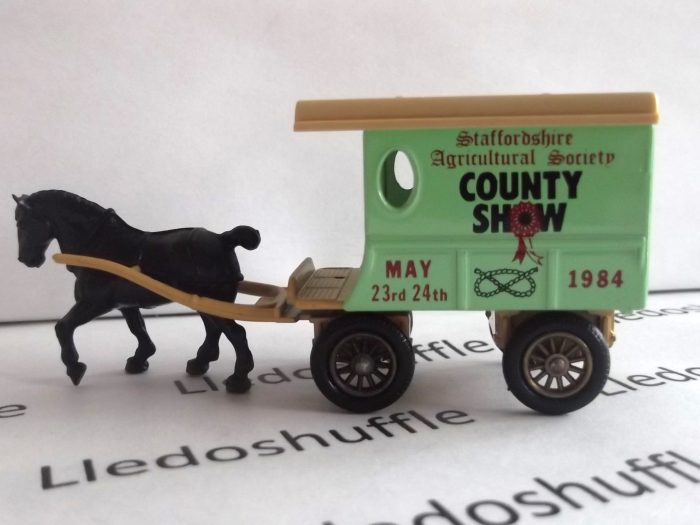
[186,314,222,376]
[55,301,112,385]
[216,318,254,394]
[120,307,156,374]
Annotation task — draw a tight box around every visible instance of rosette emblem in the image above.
[509,202,544,265]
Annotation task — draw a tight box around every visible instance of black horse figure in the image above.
[13,190,261,393]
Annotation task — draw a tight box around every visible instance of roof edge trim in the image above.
[294,93,659,131]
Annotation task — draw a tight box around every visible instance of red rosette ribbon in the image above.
[509,201,544,265]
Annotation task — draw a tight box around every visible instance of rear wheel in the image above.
[311,315,414,413]
[502,313,610,415]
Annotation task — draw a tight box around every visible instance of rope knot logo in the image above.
[474,267,539,298]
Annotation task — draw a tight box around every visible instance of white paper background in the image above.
[2,0,699,322]
[1,293,699,524]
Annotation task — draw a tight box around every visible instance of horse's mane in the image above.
[24,189,142,235]
[27,190,108,218]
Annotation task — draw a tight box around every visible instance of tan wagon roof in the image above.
[294,92,658,131]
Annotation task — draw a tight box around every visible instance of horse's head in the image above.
[13,194,54,268]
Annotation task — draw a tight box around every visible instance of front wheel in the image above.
[502,313,610,415]
[311,315,415,413]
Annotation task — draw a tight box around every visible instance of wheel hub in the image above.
[545,355,569,376]
[352,354,375,375]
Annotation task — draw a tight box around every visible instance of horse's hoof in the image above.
[67,362,87,386]
[224,376,251,394]
[186,358,209,376]
[125,357,149,374]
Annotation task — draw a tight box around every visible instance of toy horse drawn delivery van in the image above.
[19,93,658,415]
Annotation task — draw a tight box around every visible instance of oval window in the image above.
[381,150,416,208]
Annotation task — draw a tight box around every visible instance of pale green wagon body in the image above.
[296,94,657,316]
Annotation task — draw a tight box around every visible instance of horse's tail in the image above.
[220,225,261,251]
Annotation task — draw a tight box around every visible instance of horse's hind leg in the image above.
[55,301,112,385]
[216,318,254,394]
[121,307,156,374]
[186,314,222,376]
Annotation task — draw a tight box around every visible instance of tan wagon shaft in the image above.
[53,253,292,322]
[52,253,375,325]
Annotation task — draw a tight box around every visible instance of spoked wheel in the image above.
[522,332,593,398]
[503,313,610,415]
[329,333,398,397]
[311,315,415,413]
